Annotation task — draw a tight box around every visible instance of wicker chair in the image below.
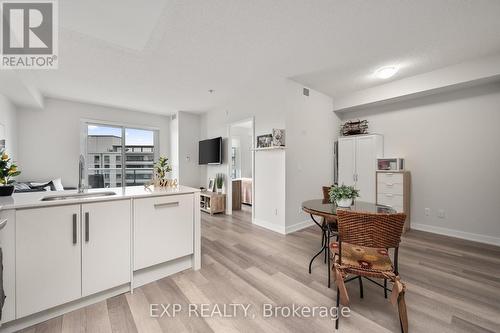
[331,209,408,333]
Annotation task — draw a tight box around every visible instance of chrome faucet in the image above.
[78,154,86,193]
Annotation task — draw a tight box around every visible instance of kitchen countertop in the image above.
[0,185,200,211]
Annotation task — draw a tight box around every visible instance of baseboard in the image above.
[252,218,286,234]
[133,255,193,289]
[412,223,500,247]
[285,219,315,234]
[252,218,315,235]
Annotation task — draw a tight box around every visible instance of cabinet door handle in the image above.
[72,214,77,244]
[386,183,394,187]
[154,202,179,209]
[85,212,89,243]
[385,194,393,197]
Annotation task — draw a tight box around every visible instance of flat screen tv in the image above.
[199,137,222,165]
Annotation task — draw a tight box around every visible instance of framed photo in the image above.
[207,178,215,192]
[272,128,285,147]
[257,134,272,148]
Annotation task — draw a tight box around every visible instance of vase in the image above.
[216,187,223,194]
[0,185,15,196]
[336,198,352,208]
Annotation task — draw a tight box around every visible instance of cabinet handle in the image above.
[72,214,77,244]
[386,183,394,187]
[385,194,393,197]
[0,219,7,231]
[154,202,179,209]
[85,212,89,243]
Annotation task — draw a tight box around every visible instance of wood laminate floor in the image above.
[20,209,500,333]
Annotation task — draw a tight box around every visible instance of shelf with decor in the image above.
[251,146,286,151]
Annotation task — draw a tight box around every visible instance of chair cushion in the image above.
[330,241,393,272]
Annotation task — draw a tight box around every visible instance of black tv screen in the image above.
[199,137,222,165]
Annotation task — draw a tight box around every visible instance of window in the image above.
[85,124,158,189]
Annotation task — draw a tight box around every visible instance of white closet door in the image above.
[338,138,356,186]
[356,136,377,203]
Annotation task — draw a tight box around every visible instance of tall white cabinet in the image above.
[338,134,383,203]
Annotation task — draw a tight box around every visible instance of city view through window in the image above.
[86,124,157,188]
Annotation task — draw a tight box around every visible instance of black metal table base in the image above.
[308,214,331,288]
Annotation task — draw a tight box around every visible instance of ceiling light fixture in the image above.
[374,66,398,79]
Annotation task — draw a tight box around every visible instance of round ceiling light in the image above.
[374,66,399,79]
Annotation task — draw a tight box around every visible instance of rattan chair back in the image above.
[336,209,406,248]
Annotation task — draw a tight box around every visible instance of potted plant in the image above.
[0,149,21,196]
[215,173,224,194]
[329,184,359,208]
[153,156,172,187]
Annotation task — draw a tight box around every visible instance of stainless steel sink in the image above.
[41,191,117,201]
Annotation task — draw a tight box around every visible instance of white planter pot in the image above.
[336,198,352,208]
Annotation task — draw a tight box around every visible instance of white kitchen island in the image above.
[0,185,201,332]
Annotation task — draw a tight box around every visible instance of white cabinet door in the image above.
[0,210,16,323]
[82,200,131,297]
[134,194,194,270]
[16,205,81,318]
[356,136,378,203]
[338,138,356,186]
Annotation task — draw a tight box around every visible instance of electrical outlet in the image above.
[438,209,446,219]
[424,208,430,216]
[274,208,278,216]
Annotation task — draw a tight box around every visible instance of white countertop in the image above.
[0,185,200,211]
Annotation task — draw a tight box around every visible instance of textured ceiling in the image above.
[11,0,500,114]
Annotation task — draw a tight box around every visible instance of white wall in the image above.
[177,111,201,188]
[169,114,179,180]
[199,78,338,233]
[0,94,18,161]
[17,98,171,187]
[341,82,500,244]
[200,76,287,227]
[285,82,339,229]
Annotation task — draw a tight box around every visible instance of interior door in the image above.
[16,205,81,318]
[338,138,356,186]
[356,136,377,202]
[82,200,131,296]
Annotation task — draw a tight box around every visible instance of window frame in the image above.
[80,119,160,189]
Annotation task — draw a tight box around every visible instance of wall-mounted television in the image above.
[199,137,222,165]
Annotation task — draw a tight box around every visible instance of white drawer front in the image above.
[377,193,404,209]
[378,173,403,184]
[134,194,194,270]
[377,181,404,195]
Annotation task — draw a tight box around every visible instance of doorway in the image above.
[226,118,254,221]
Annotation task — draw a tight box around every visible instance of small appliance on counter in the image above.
[377,158,405,171]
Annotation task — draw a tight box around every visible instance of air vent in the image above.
[303,88,309,96]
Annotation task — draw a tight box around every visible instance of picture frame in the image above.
[256,134,273,148]
[207,178,215,192]
[272,128,286,147]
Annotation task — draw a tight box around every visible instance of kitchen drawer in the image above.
[377,193,404,209]
[377,181,404,195]
[134,194,194,270]
[377,172,403,184]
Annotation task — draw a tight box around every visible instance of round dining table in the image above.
[301,199,396,287]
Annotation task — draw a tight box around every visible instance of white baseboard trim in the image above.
[252,218,315,235]
[252,218,286,234]
[412,223,500,247]
[285,219,315,234]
